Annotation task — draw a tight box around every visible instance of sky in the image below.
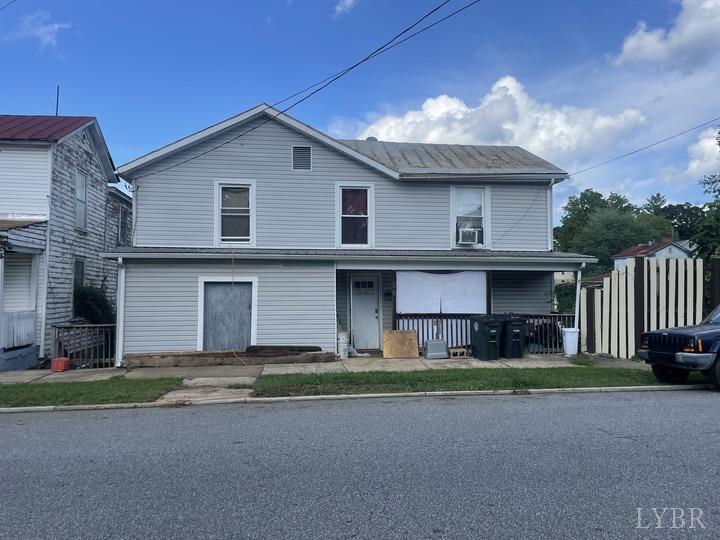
[1,0,719,222]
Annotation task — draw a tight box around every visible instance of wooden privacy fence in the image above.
[580,257,704,359]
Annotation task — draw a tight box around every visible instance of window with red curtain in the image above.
[341,187,368,245]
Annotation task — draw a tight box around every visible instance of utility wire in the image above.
[570,115,720,176]
[133,0,481,180]
[0,0,19,11]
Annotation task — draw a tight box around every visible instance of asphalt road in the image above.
[2,391,720,539]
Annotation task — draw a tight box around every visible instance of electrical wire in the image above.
[570,115,720,176]
[132,0,481,181]
[0,0,19,12]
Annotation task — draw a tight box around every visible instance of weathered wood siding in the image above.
[492,271,553,314]
[0,144,51,218]
[132,117,550,251]
[122,260,337,354]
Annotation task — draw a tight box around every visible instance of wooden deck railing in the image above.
[52,324,116,368]
[1,310,35,349]
[394,313,576,354]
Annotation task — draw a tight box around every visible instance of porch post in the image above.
[573,264,583,329]
[115,258,126,367]
[0,254,5,350]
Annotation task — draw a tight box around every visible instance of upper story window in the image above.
[118,207,130,246]
[453,187,485,247]
[292,146,312,171]
[215,180,255,246]
[75,172,87,229]
[337,184,374,248]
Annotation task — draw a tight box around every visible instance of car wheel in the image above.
[706,360,720,390]
[651,364,690,384]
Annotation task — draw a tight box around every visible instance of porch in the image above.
[336,268,576,355]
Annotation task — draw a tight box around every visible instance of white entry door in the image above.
[350,274,380,350]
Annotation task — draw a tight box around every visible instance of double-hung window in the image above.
[75,172,87,229]
[338,185,373,247]
[453,187,485,247]
[217,182,253,245]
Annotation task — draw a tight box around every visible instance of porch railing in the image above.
[394,313,576,355]
[1,310,35,350]
[52,324,116,368]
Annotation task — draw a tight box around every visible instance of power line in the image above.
[570,115,720,177]
[0,0,19,12]
[133,0,481,180]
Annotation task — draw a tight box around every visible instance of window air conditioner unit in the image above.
[458,228,479,245]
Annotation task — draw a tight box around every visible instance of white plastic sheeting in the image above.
[396,271,487,314]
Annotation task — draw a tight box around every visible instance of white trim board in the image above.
[335,182,376,249]
[449,185,491,250]
[347,272,383,350]
[196,275,258,351]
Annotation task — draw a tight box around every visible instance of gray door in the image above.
[203,282,252,351]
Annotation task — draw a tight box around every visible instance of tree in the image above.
[661,203,705,239]
[698,129,720,198]
[642,193,667,215]
[570,208,663,273]
[636,212,674,242]
[693,201,720,260]
[554,189,607,251]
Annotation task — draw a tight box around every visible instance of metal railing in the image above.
[394,313,576,355]
[52,324,116,368]
[1,310,35,350]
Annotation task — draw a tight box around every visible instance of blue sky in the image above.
[1,0,719,220]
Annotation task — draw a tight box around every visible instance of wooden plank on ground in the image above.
[610,270,619,358]
[383,330,420,358]
[602,277,611,354]
[618,266,627,359]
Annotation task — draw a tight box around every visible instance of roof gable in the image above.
[116,104,398,180]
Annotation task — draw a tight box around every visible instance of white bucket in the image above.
[562,328,579,357]
[337,331,349,359]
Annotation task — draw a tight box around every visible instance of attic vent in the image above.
[292,146,312,170]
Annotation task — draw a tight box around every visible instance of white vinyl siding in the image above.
[3,253,34,311]
[131,118,550,251]
[121,260,337,354]
[0,145,51,218]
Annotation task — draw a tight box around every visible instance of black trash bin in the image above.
[469,315,503,360]
[501,315,526,359]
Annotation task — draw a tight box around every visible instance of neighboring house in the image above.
[108,104,594,362]
[612,240,693,270]
[0,115,131,370]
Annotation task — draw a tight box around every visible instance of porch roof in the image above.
[102,246,595,268]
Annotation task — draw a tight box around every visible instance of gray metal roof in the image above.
[103,246,594,262]
[337,139,567,178]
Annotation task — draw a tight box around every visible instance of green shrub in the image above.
[74,285,115,323]
[555,282,576,313]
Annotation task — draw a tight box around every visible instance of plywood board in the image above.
[383,330,420,358]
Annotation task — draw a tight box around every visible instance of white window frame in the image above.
[450,185,490,250]
[75,172,88,230]
[214,179,256,247]
[196,275,258,351]
[335,182,375,249]
[291,145,312,172]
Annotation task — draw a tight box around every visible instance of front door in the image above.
[350,275,380,350]
[203,282,252,351]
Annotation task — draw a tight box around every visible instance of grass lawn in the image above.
[0,377,181,408]
[252,367,708,397]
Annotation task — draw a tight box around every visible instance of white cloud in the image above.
[354,76,646,166]
[616,0,720,68]
[334,0,358,16]
[686,128,720,176]
[5,11,71,47]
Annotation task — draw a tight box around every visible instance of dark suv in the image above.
[638,305,720,388]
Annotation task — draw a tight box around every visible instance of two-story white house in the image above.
[108,104,594,362]
[0,115,130,370]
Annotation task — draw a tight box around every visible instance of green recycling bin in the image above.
[469,315,503,360]
[501,315,527,359]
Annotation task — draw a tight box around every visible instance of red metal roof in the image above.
[0,115,94,142]
[612,240,673,259]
